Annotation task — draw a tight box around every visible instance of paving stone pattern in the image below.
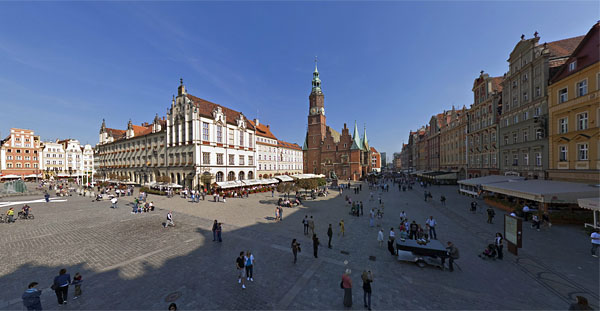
[0,183,597,310]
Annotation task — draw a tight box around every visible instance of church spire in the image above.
[362,125,369,151]
[311,56,322,94]
[351,121,363,150]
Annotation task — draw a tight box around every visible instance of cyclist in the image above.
[6,208,15,223]
[22,204,31,219]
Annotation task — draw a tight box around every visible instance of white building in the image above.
[96,80,257,189]
[166,81,256,186]
[41,141,66,177]
[277,140,303,176]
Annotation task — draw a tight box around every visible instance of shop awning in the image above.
[216,181,244,189]
[275,175,294,182]
[578,197,600,212]
[261,178,280,185]
[242,179,263,186]
[23,174,42,178]
[458,175,524,187]
[434,172,457,180]
[0,174,20,179]
[483,180,599,204]
[290,174,324,180]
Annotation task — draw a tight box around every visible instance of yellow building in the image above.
[548,22,599,183]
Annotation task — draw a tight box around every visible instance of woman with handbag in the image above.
[52,268,71,305]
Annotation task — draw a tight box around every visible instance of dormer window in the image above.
[568,61,576,72]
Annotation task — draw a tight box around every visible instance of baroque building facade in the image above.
[302,63,373,180]
[499,33,583,179]
[439,106,468,179]
[96,81,258,188]
[467,72,502,178]
[0,128,41,177]
[547,22,600,183]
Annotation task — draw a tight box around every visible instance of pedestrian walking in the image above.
[291,239,300,264]
[441,241,460,272]
[327,224,333,248]
[302,215,309,235]
[212,220,218,241]
[360,202,364,216]
[236,252,246,289]
[341,269,352,308]
[591,228,600,257]
[6,208,15,223]
[486,207,495,224]
[377,229,384,247]
[387,237,396,256]
[426,216,437,239]
[245,251,254,282]
[495,233,503,260]
[309,216,315,236]
[44,192,50,202]
[369,209,375,227]
[164,211,175,228]
[312,234,320,258]
[22,282,42,311]
[361,270,373,311]
[339,219,345,237]
[217,223,223,242]
[279,206,284,221]
[71,273,82,299]
[470,201,477,214]
[52,268,71,305]
[389,228,395,243]
[111,196,117,209]
[409,221,418,240]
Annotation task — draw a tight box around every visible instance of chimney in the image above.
[254,119,259,126]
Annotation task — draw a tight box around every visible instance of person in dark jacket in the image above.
[53,269,71,305]
[361,270,373,310]
[441,241,460,272]
[22,282,42,311]
[312,234,320,258]
[327,224,333,248]
[212,220,218,241]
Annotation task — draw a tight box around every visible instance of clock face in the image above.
[310,107,317,115]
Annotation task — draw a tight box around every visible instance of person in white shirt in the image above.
[400,211,407,222]
[389,228,395,242]
[165,211,174,228]
[377,229,384,247]
[110,197,118,209]
[591,229,600,257]
[426,216,437,239]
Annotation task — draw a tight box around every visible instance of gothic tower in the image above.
[304,59,327,174]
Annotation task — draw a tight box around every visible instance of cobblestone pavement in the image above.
[0,183,597,310]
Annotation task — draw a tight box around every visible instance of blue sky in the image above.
[0,1,597,160]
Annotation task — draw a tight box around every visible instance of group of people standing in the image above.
[22,269,83,310]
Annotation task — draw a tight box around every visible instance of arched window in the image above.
[216,171,224,182]
[228,171,236,181]
[248,171,254,179]
[239,171,245,180]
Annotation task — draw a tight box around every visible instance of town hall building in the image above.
[302,63,373,181]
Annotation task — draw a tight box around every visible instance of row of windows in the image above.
[5,149,38,154]
[557,112,589,134]
[6,155,38,161]
[5,163,38,168]
[557,79,590,103]
[501,107,542,128]
[201,152,254,166]
[503,129,543,146]
[258,164,302,170]
[558,143,589,161]
[200,122,254,148]
[503,152,542,167]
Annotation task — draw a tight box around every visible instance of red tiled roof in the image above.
[186,94,255,130]
[131,124,152,137]
[248,120,277,140]
[546,36,585,58]
[491,77,504,92]
[370,146,378,153]
[278,140,301,150]
[106,128,126,139]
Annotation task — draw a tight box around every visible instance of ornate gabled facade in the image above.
[302,62,373,180]
[498,33,583,179]
[96,80,257,188]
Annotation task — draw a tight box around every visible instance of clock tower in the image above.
[305,59,327,174]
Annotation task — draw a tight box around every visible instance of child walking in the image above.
[71,272,83,300]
